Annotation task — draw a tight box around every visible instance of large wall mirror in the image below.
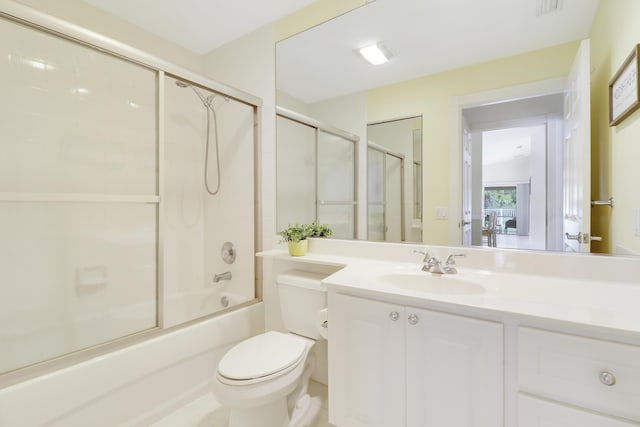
[276,0,639,256]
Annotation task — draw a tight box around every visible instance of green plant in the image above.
[279,221,333,243]
[307,221,333,238]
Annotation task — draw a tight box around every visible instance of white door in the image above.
[563,39,591,252]
[329,294,406,427]
[405,307,503,427]
[461,124,473,246]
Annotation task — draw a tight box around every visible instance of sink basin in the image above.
[377,273,485,295]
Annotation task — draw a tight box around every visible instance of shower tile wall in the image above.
[0,17,157,372]
[163,77,255,328]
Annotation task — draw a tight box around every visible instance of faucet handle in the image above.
[413,249,430,262]
[445,253,465,266]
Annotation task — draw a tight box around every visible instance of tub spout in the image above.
[213,271,232,283]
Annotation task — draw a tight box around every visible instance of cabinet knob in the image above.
[599,371,616,386]
[389,311,399,321]
[408,314,419,325]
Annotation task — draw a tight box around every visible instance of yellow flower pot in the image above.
[288,240,308,256]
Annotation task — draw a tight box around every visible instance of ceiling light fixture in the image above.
[359,43,391,65]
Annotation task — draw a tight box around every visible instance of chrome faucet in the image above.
[213,271,232,283]
[413,250,465,274]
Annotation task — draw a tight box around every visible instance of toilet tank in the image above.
[277,270,327,339]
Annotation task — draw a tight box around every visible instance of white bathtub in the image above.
[163,289,251,328]
[0,302,264,426]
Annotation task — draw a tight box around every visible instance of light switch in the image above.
[436,207,448,220]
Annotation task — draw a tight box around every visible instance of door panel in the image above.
[563,39,591,252]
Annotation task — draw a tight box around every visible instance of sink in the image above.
[377,273,486,295]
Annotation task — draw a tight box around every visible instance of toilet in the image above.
[213,270,328,427]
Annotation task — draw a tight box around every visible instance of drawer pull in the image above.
[389,311,399,321]
[599,371,616,386]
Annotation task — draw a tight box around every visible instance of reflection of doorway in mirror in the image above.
[462,93,565,252]
[472,124,551,251]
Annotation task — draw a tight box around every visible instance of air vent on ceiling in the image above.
[536,0,563,16]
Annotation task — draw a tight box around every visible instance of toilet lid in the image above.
[218,331,308,381]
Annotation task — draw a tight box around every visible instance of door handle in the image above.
[565,232,601,243]
[565,232,582,241]
[462,221,471,226]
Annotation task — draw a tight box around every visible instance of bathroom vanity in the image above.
[260,240,640,427]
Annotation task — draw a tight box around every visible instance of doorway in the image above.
[463,95,564,251]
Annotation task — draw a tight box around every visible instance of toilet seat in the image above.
[217,331,310,386]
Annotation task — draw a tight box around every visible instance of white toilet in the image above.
[213,270,328,427]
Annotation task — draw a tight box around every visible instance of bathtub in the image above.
[163,289,252,328]
[0,301,264,426]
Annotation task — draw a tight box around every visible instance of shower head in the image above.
[175,80,190,88]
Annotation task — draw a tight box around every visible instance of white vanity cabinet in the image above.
[329,292,503,427]
[517,327,640,426]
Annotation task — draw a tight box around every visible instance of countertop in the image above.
[259,249,640,335]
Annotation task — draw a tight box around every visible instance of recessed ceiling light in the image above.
[358,43,391,65]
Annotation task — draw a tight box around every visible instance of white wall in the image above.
[483,157,531,184]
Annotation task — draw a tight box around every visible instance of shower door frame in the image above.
[0,0,263,385]
[276,106,360,239]
[367,142,406,242]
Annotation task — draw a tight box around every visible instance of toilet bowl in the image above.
[213,270,327,427]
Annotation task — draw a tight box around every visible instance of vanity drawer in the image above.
[518,394,638,427]
[518,327,640,421]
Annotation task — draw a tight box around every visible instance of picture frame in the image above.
[609,44,640,126]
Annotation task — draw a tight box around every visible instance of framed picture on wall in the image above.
[609,44,640,126]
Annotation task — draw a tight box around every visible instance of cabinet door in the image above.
[329,293,405,427]
[405,308,503,427]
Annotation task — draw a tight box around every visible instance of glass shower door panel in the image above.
[317,131,356,237]
[385,155,403,242]
[367,148,385,240]
[0,202,157,373]
[318,204,355,240]
[0,17,157,195]
[317,131,355,202]
[276,116,316,230]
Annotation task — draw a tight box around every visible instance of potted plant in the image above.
[279,221,333,256]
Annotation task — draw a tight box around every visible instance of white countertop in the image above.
[259,248,640,335]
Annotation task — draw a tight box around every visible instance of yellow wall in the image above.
[275,0,367,42]
[367,42,580,244]
[590,0,640,255]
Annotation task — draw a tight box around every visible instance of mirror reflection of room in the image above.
[367,117,423,242]
[464,94,563,251]
[276,108,358,239]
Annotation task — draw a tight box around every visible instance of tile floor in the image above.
[151,380,334,427]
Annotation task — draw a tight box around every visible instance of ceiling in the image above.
[277,0,600,103]
[82,0,315,54]
[482,126,537,166]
